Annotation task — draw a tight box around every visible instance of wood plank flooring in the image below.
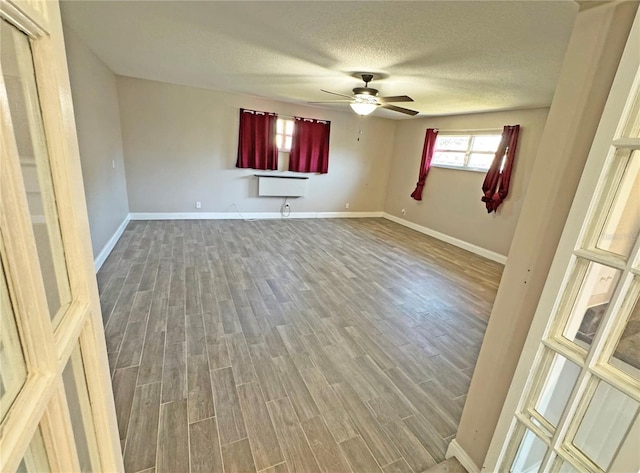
[97,218,502,473]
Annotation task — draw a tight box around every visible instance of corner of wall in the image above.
[446,439,481,473]
[94,214,130,272]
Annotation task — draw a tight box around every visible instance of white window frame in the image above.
[431,131,502,172]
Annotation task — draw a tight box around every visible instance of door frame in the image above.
[0,0,122,470]
[483,9,640,472]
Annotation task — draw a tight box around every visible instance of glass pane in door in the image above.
[609,288,640,379]
[0,257,27,422]
[0,19,71,325]
[573,380,640,470]
[595,151,640,259]
[561,261,621,350]
[63,343,100,472]
[554,459,580,473]
[16,427,50,473]
[534,353,581,427]
[511,429,548,473]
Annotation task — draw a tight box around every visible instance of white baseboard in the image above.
[94,215,130,272]
[382,213,507,264]
[446,439,481,473]
[129,211,383,220]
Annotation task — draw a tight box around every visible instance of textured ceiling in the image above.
[60,1,578,119]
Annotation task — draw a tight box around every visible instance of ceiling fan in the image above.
[310,73,419,117]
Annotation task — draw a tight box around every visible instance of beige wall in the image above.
[384,108,549,257]
[455,1,640,468]
[63,27,129,257]
[116,76,396,214]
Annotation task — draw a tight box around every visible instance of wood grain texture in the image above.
[162,341,186,403]
[123,382,160,473]
[187,353,214,423]
[237,382,284,471]
[300,416,352,473]
[98,219,501,472]
[267,398,321,473]
[332,382,401,467]
[382,458,413,473]
[156,400,189,473]
[212,367,247,445]
[222,438,257,473]
[111,366,138,440]
[259,463,288,473]
[368,397,437,472]
[339,436,383,473]
[300,368,358,444]
[190,417,223,473]
[273,355,319,421]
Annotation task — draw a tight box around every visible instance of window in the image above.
[432,133,502,171]
[276,118,294,151]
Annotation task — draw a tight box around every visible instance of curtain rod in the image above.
[437,128,503,134]
[242,109,327,123]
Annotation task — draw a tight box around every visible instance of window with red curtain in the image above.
[289,117,330,174]
[236,108,278,170]
[481,124,520,213]
[410,128,439,201]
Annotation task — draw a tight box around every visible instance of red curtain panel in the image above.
[481,124,520,213]
[410,128,439,201]
[289,117,330,173]
[236,108,278,170]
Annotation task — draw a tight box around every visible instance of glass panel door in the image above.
[1,18,72,326]
[0,3,120,472]
[493,22,640,471]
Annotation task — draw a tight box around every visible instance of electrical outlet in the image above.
[195,201,201,209]
[401,208,406,215]
[345,202,350,209]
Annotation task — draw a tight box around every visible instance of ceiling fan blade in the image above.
[377,95,414,103]
[321,89,354,99]
[308,100,353,104]
[381,104,419,116]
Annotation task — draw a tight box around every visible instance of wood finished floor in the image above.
[97,218,503,473]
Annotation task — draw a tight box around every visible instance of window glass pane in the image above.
[0,257,28,422]
[472,134,501,152]
[621,87,640,138]
[511,429,548,473]
[562,261,621,350]
[534,353,581,427]
[63,343,100,472]
[275,134,283,149]
[573,380,639,470]
[276,119,283,133]
[433,151,465,167]
[284,136,292,150]
[435,135,469,151]
[555,460,580,473]
[609,287,640,379]
[17,427,50,473]
[608,413,640,473]
[285,119,294,135]
[595,150,640,259]
[1,19,71,324]
[468,153,494,170]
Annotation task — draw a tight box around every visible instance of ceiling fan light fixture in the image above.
[350,101,378,116]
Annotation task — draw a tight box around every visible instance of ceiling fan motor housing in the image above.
[353,87,378,97]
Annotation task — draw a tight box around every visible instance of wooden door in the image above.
[0,0,122,471]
